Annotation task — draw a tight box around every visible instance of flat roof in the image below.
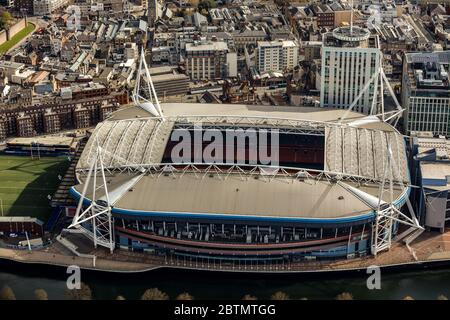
[0,217,44,225]
[8,136,75,146]
[186,41,228,51]
[421,162,450,180]
[420,162,450,191]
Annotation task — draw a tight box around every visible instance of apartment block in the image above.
[185,41,237,81]
[257,40,299,73]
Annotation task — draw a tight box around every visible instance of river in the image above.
[1,260,450,300]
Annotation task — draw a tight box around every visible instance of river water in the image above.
[1,260,450,300]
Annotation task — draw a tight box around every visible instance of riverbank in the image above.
[1,228,450,274]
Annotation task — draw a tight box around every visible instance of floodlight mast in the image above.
[371,136,424,256]
[132,48,164,118]
[334,47,422,255]
[69,144,115,253]
[338,54,404,125]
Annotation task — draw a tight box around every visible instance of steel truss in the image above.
[132,48,164,118]
[172,121,325,136]
[109,113,349,134]
[338,56,404,126]
[370,136,423,255]
[76,162,409,187]
[332,54,421,255]
[69,145,115,253]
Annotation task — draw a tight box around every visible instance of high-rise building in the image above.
[320,26,381,115]
[402,51,450,137]
[185,41,237,80]
[256,40,299,73]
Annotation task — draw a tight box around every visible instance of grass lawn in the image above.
[0,22,35,54]
[0,155,71,222]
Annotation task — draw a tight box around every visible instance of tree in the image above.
[0,286,16,300]
[65,282,92,300]
[34,289,49,300]
[0,11,12,30]
[437,294,448,300]
[141,288,169,300]
[242,294,258,300]
[176,292,194,300]
[270,291,290,300]
[336,292,353,300]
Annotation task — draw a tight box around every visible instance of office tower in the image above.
[402,51,450,136]
[320,26,381,115]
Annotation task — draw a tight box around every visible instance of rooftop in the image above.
[7,136,75,146]
[421,161,450,191]
[324,26,379,49]
[405,51,450,92]
[185,41,229,52]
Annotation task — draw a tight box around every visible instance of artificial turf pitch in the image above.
[0,155,70,221]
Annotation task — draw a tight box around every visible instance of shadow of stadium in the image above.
[7,158,70,222]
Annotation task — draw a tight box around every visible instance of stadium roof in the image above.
[74,103,410,221]
[77,103,408,183]
[72,171,406,223]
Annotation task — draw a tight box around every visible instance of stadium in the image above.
[67,100,418,262]
[67,53,421,266]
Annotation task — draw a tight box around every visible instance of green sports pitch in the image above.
[0,155,71,221]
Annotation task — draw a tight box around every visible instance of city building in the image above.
[402,51,450,137]
[231,29,267,52]
[302,41,322,61]
[33,0,71,15]
[149,66,189,98]
[320,26,381,115]
[0,95,119,138]
[410,132,450,232]
[184,41,237,80]
[5,136,78,156]
[256,40,299,73]
[14,0,34,15]
[0,217,44,238]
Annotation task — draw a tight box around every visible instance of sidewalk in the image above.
[0,229,449,274]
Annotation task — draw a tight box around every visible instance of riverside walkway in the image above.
[0,229,449,274]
